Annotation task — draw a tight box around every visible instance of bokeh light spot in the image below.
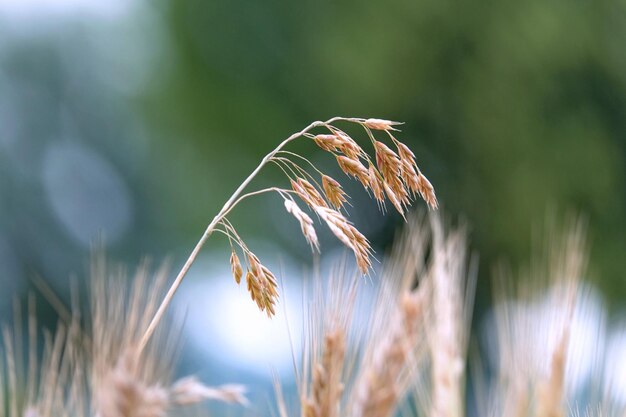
[43,142,133,247]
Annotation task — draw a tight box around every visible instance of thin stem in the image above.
[138,118,338,353]
[220,187,293,219]
[273,156,324,192]
[361,124,378,147]
[219,219,245,246]
[271,158,300,182]
[271,159,297,182]
[276,150,325,177]
[214,225,246,251]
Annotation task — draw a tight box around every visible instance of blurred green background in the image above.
[0,0,625,414]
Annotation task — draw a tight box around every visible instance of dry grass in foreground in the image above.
[276,214,626,417]
[0,258,247,417]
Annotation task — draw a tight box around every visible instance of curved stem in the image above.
[138,119,334,353]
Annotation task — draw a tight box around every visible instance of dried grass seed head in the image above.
[336,156,370,189]
[374,141,403,179]
[285,199,320,252]
[303,329,347,417]
[383,181,406,218]
[230,250,243,284]
[298,178,328,207]
[314,134,343,152]
[292,179,327,209]
[348,214,433,417]
[245,255,279,317]
[363,118,403,131]
[328,127,364,160]
[417,174,438,210]
[394,140,416,164]
[366,165,386,205]
[97,351,169,417]
[322,175,348,209]
[314,206,372,274]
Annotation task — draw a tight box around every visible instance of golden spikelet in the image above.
[285,199,320,252]
[374,141,403,180]
[426,217,473,417]
[417,174,438,210]
[314,206,372,273]
[313,134,343,152]
[363,118,403,131]
[297,178,328,208]
[230,250,243,284]
[351,291,426,417]
[322,175,348,210]
[383,181,406,217]
[327,126,364,160]
[368,165,385,205]
[336,156,370,188]
[303,329,346,417]
[245,255,279,317]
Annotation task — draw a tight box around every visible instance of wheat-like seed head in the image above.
[336,156,370,188]
[417,174,438,210]
[363,118,403,131]
[326,126,364,160]
[476,218,593,417]
[285,214,615,417]
[230,250,243,284]
[285,199,320,252]
[425,217,474,417]
[314,206,372,274]
[302,329,346,417]
[313,134,343,153]
[321,175,348,210]
[374,141,403,181]
[244,253,279,316]
[367,165,385,206]
[382,181,406,218]
[351,290,427,417]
